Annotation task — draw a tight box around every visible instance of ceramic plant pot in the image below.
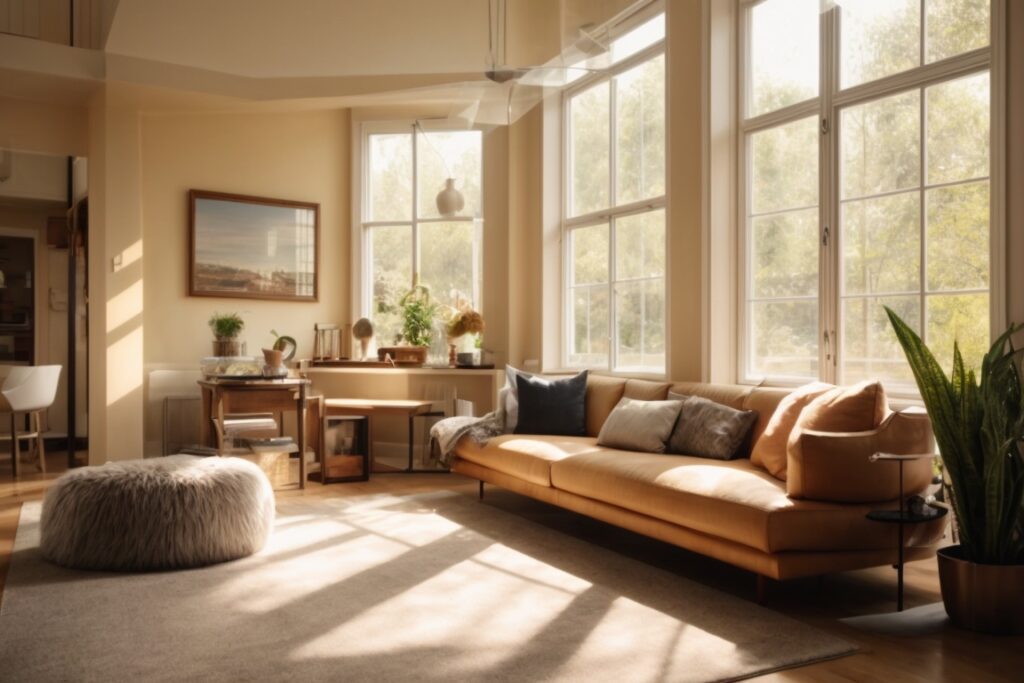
[213,338,245,356]
[937,545,1024,635]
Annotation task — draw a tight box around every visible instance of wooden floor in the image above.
[2,454,1021,682]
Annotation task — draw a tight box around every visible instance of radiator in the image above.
[163,395,202,455]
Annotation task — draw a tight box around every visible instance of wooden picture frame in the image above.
[188,189,319,301]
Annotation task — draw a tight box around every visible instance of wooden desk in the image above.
[198,378,311,489]
[323,398,440,474]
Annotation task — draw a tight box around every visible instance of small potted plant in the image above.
[262,330,297,377]
[887,308,1024,634]
[209,312,245,356]
[377,284,438,365]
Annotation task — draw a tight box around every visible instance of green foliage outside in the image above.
[886,307,1024,565]
[748,0,991,385]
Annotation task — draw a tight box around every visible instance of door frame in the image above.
[0,227,40,366]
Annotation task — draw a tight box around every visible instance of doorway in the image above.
[0,234,36,365]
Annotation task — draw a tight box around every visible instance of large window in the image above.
[563,12,666,374]
[361,124,483,354]
[741,0,995,392]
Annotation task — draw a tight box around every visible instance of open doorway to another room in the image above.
[0,149,89,473]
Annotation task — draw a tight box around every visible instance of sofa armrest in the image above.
[787,409,935,502]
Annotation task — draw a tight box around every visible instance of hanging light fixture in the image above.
[416,121,465,218]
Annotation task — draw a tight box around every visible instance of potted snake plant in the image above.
[886,308,1024,634]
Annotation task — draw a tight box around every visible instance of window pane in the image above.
[615,279,665,372]
[927,292,989,373]
[610,13,665,63]
[416,130,482,219]
[841,89,920,199]
[842,191,920,295]
[750,116,818,214]
[926,181,989,292]
[616,55,666,204]
[926,0,990,63]
[749,300,818,379]
[569,285,609,367]
[368,133,412,221]
[570,82,610,216]
[419,222,479,310]
[841,0,920,89]
[615,210,664,280]
[571,224,609,285]
[926,72,990,185]
[370,225,412,344]
[751,208,818,298]
[842,295,920,387]
[748,0,819,117]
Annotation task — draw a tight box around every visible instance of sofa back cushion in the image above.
[584,376,628,437]
[623,379,671,401]
[597,397,684,453]
[749,382,834,480]
[742,387,792,450]
[669,382,751,410]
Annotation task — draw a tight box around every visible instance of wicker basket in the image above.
[235,451,291,489]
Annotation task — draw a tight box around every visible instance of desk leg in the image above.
[408,413,414,472]
[297,385,306,489]
[200,388,213,447]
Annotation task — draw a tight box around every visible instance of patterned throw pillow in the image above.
[666,392,758,460]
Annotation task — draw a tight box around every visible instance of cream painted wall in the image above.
[0,95,88,157]
[139,107,350,454]
[507,105,543,369]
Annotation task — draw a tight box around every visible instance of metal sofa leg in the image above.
[479,480,484,501]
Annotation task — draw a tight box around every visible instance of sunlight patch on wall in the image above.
[106,325,143,404]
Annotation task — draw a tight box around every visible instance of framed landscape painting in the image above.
[189,189,319,301]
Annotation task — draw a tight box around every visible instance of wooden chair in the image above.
[0,365,62,476]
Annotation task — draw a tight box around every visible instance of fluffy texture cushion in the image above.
[666,392,758,460]
[514,371,588,436]
[786,381,889,498]
[40,455,275,571]
[597,397,684,453]
[750,382,833,480]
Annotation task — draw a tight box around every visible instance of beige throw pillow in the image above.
[749,382,833,480]
[596,397,683,454]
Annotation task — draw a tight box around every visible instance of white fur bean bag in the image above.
[40,455,275,571]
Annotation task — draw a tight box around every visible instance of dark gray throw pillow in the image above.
[514,370,588,436]
[666,392,758,460]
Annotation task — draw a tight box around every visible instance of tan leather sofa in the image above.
[451,377,946,582]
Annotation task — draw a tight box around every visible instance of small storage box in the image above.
[319,415,369,483]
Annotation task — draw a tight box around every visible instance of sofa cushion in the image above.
[515,371,588,436]
[750,382,833,480]
[666,393,757,460]
[623,379,671,401]
[453,434,602,487]
[597,397,683,453]
[742,387,791,450]
[548,446,916,553]
[585,376,628,437]
[669,382,752,411]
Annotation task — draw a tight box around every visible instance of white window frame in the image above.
[560,27,668,376]
[737,0,1005,393]
[352,120,484,326]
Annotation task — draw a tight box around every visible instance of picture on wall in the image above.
[188,189,319,301]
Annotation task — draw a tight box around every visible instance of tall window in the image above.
[741,0,994,392]
[362,124,483,353]
[564,12,666,374]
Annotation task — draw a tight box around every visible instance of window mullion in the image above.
[821,4,838,385]
[411,125,420,286]
[609,76,619,372]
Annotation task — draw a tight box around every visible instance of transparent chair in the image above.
[0,365,62,476]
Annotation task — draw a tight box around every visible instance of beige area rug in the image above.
[0,491,854,682]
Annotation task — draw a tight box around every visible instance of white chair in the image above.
[0,365,62,477]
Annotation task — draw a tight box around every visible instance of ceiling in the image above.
[104,0,495,79]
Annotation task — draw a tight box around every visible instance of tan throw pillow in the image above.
[749,382,833,480]
[596,397,684,454]
[786,381,889,497]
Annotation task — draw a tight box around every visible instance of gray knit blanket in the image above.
[430,387,509,467]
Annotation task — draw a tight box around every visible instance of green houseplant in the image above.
[886,307,1024,634]
[209,312,246,356]
[377,284,439,365]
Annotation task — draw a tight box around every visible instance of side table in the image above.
[866,452,948,611]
